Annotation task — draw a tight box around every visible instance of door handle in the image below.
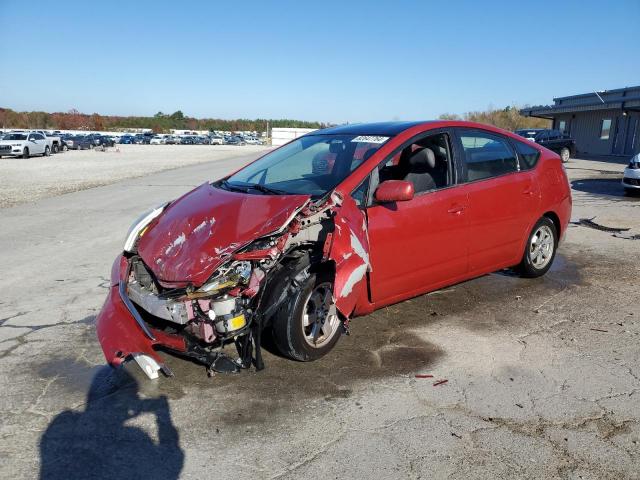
[447,205,465,214]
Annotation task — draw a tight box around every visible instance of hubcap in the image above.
[529,225,554,269]
[561,149,570,161]
[301,282,339,348]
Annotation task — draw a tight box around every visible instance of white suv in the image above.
[0,132,51,158]
[623,154,640,195]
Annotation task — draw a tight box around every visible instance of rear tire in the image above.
[560,147,570,163]
[22,148,29,159]
[517,216,558,278]
[271,258,341,362]
[624,187,639,197]
[62,144,68,152]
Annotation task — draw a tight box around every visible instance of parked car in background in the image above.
[119,135,135,144]
[165,136,178,144]
[37,131,63,153]
[622,153,640,195]
[150,136,165,145]
[98,135,116,147]
[225,135,246,146]
[209,135,224,145]
[515,128,575,163]
[69,136,95,150]
[0,132,51,158]
[95,120,572,379]
[245,136,264,145]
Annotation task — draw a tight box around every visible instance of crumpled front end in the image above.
[96,188,373,379]
[96,255,188,379]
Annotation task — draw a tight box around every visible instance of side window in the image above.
[458,130,518,182]
[35,133,45,140]
[600,119,612,140]
[351,176,370,207]
[375,132,453,195]
[513,139,540,170]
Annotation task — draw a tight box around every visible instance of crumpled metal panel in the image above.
[137,183,309,286]
[327,194,371,317]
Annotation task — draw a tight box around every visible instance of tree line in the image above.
[1,105,549,133]
[0,108,328,133]
[438,105,549,131]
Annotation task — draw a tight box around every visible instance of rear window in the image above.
[513,139,540,170]
[458,130,518,182]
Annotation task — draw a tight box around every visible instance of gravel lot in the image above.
[0,154,639,479]
[0,144,269,208]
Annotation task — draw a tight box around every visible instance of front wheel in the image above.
[62,144,68,152]
[52,144,59,154]
[560,147,570,163]
[516,217,558,278]
[22,148,30,159]
[271,262,342,361]
[44,146,50,157]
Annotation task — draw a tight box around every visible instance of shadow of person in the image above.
[39,365,184,480]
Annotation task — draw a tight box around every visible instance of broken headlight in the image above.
[123,202,169,253]
[196,261,252,295]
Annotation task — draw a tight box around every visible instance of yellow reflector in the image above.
[228,314,246,331]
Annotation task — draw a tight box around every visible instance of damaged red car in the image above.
[96,121,571,379]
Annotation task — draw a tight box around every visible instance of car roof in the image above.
[314,121,434,136]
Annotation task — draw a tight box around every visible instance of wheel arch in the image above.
[542,210,561,238]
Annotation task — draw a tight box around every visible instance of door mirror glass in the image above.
[375,180,414,203]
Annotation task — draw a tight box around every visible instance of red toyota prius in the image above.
[96,121,572,379]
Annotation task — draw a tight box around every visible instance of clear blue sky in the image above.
[0,0,638,123]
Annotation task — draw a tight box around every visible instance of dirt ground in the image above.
[0,151,638,479]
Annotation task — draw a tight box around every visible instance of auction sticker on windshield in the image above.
[351,136,389,144]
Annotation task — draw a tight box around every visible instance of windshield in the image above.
[4,134,27,140]
[224,134,389,196]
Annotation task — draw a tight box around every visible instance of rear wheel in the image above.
[44,146,50,157]
[517,217,558,278]
[560,147,570,163]
[624,187,639,197]
[22,148,29,159]
[62,144,68,152]
[272,260,341,361]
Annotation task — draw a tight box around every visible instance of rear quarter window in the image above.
[513,139,541,170]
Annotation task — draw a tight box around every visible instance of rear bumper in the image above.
[96,255,187,376]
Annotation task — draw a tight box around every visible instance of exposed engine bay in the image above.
[120,190,369,377]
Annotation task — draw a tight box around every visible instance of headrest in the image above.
[362,148,377,161]
[329,141,345,154]
[408,147,435,171]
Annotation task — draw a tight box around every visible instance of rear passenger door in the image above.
[453,128,539,274]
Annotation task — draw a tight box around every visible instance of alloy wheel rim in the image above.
[302,282,339,348]
[529,225,554,269]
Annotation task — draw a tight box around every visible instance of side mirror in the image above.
[374,180,414,203]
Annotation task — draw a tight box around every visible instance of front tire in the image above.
[560,147,570,163]
[44,146,50,157]
[22,148,29,159]
[517,217,558,278]
[62,144,68,152]
[271,260,341,362]
[52,144,59,154]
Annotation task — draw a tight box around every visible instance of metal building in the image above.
[521,86,640,158]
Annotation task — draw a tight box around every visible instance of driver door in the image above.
[365,131,469,306]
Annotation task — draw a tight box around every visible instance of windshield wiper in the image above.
[244,183,288,195]
[221,180,287,195]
